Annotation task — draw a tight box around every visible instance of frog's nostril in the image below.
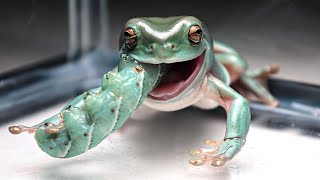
[150,45,154,51]
[171,44,175,49]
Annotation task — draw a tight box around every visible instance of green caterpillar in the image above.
[9,55,161,158]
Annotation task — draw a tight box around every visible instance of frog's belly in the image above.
[144,76,208,111]
[192,98,219,110]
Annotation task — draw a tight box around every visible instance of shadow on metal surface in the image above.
[250,78,320,131]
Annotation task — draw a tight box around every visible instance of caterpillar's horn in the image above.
[8,125,38,134]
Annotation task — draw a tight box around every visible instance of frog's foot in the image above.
[234,64,279,107]
[189,138,245,167]
[247,64,279,79]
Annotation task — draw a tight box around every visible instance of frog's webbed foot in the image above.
[247,64,279,80]
[189,138,245,167]
[234,64,280,107]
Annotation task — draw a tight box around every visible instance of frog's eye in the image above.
[188,25,202,46]
[124,28,137,50]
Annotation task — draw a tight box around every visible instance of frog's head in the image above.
[119,16,215,101]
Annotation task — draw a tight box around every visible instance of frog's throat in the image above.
[149,50,206,101]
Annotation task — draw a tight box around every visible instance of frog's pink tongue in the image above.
[149,52,205,101]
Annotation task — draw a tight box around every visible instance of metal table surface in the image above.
[1,100,320,180]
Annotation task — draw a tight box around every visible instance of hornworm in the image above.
[9,55,161,158]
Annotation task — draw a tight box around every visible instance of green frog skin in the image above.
[9,16,279,167]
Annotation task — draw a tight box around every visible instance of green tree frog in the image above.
[9,16,278,167]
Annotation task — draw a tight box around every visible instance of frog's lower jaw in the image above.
[144,75,208,111]
[148,51,205,101]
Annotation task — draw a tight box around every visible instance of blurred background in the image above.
[0,0,320,180]
[0,0,319,84]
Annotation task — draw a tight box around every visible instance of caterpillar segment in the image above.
[9,55,161,158]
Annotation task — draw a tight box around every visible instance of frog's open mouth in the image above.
[149,51,205,101]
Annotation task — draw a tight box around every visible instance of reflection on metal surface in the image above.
[0,0,117,122]
[0,50,118,122]
[291,102,320,117]
[1,104,320,179]
[250,78,320,131]
[68,0,78,60]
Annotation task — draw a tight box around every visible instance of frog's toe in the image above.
[190,147,219,157]
[248,64,279,79]
[189,148,219,166]
[188,148,226,167]
[210,156,226,166]
[189,158,206,166]
[212,138,245,163]
[189,140,222,166]
[189,138,245,167]
[204,139,221,147]
[269,99,280,107]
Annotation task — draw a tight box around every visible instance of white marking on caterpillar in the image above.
[61,141,72,158]
[85,123,95,151]
[108,96,122,133]
[132,73,144,110]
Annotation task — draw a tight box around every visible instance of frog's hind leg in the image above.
[213,41,279,107]
[246,64,279,79]
[237,64,280,107]
[213,41,249,83]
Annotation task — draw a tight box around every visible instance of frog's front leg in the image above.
[190,74,250,167]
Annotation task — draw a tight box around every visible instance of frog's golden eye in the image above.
[124,28,137,50]
[188,25,202,46]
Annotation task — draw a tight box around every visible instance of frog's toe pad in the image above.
[189,158,205,166]
[210,157,226,167]
[189,138,245,167]
[204,139,221,147]
[189,149,226,167]
[188,141,222,166]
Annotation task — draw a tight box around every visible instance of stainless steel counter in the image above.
[1,101,320,180]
